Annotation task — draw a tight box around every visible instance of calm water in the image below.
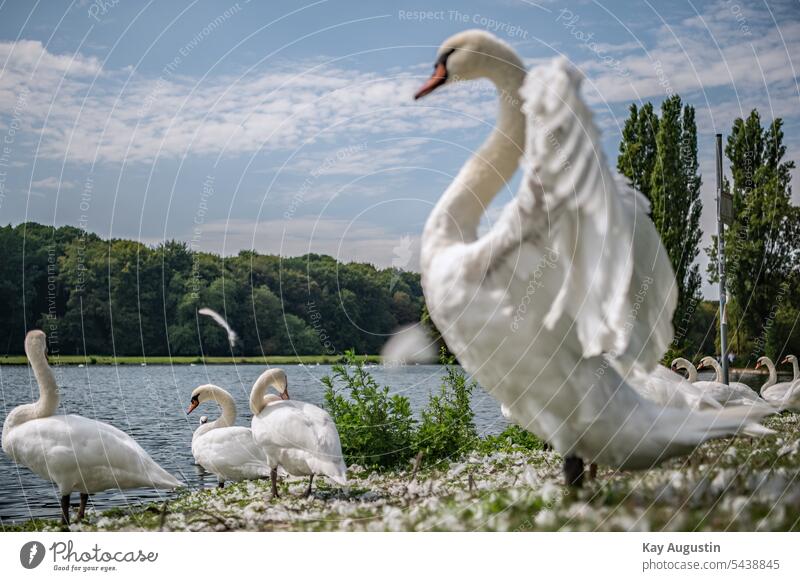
[0,364,509,523]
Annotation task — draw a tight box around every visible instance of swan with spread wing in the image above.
[415,30,771,484]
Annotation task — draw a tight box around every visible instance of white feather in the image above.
[198,307,238,348]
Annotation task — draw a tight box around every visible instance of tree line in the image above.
[0,222,424,356]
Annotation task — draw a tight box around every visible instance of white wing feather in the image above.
[199,307,238,348]
[484,58,676,372]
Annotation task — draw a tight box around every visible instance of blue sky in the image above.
[0,0,798,297]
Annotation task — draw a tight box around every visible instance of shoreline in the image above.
[0,354,383,366]
[4,412,799,532]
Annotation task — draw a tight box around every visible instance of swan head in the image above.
[781,354,797,365]
[24,330,48,358]
[697,356,717,370]
[187,384,232,415]
[755,356,770,370]
[199,415,208,424]
[670,357,691,372]
[250,368,289,414]
[414,29,524,99]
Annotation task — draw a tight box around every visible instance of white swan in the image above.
[249,369,347,498]
[695,356,762,406]
[624,363,721,411]
[187,384,272,487]
[415,30,771,483]
[1,330,181,524]
[757,356,800,411]
[781,354,799,382]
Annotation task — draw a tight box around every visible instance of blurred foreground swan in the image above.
[416,30,771,484]
[2,330,181,524]
[250,369,347,498]
[187,384,272,487]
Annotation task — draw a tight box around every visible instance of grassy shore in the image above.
[5,413,799,532]
[0,354,382,366]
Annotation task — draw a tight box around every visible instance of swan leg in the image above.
[563,455,584,488]
[588,463,598,481]
[76,493,89,522]
[59,494,71,525]
[218,481,225,489]
[304,474,314,498]
[270,468,280,499]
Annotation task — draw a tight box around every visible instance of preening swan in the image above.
[249,369,347,498]
[416,30,771,484]
[1,330,181,524]
[757,356,800,411]
[187,384,272,487]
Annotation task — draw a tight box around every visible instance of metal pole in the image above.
[716,134,729,385]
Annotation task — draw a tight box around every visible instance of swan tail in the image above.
[662,403,774,451]
[148,466,183,489]
[316,460,347,485]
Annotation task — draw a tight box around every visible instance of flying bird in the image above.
[198,307,238,348]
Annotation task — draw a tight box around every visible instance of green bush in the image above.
[322,351,415,469]
[414,350,477,464]
[478,424,545,454]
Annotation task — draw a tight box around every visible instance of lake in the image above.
[0,363,509,524]
[0,363,784,524]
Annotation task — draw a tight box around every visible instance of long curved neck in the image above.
[707,359,723,383]
[791,359,799,381]
[29,343,59,419]
[762,359,777,388]
[250,369,287,415]
[423,60,526,254]
[684,363,697,383]
[207,386,236,430]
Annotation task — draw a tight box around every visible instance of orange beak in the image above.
[280,390,290,401]
[414,62,447,100]
[187,400,199,414]
[755,362,762,370]
[697,362,705,370]
[781,356,789,365]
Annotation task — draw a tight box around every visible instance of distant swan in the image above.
[187,384,272,487]
[695,356,762,406]
[250,369,347,498]
[757,356,800,411]
[781,354,799,382]
[415,30,771,483]
[2,330,181,525]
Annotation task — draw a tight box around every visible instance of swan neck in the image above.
[208,387,236,429]
[424,64,526,246]
[686,364,697,383]
[792,359,799,381]
[764,359,777,387]
[709,359,723,383]
[250,370,287,415]
[29,342,59,419]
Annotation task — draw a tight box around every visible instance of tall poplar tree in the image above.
[618,95,703,354]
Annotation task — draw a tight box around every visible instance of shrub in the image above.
[414,349,477,464]
[478,424,545,454]
[322,350,415,469]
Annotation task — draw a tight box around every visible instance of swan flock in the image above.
[3,30,796,524]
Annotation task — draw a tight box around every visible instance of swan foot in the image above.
[60,494,71,525]
[563,455,584,488]
[218,481,225,489]
[75,493,89,523]
[270,468,280,499]
[303,475,314,498]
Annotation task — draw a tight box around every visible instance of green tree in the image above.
[618,96,703,354]
[707,111,798,358]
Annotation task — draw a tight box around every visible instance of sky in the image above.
[0,0,798,298]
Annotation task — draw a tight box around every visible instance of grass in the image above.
[0,354,382,366]
[5,413,799,532]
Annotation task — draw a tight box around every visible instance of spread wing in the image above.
[477,57,676,372]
